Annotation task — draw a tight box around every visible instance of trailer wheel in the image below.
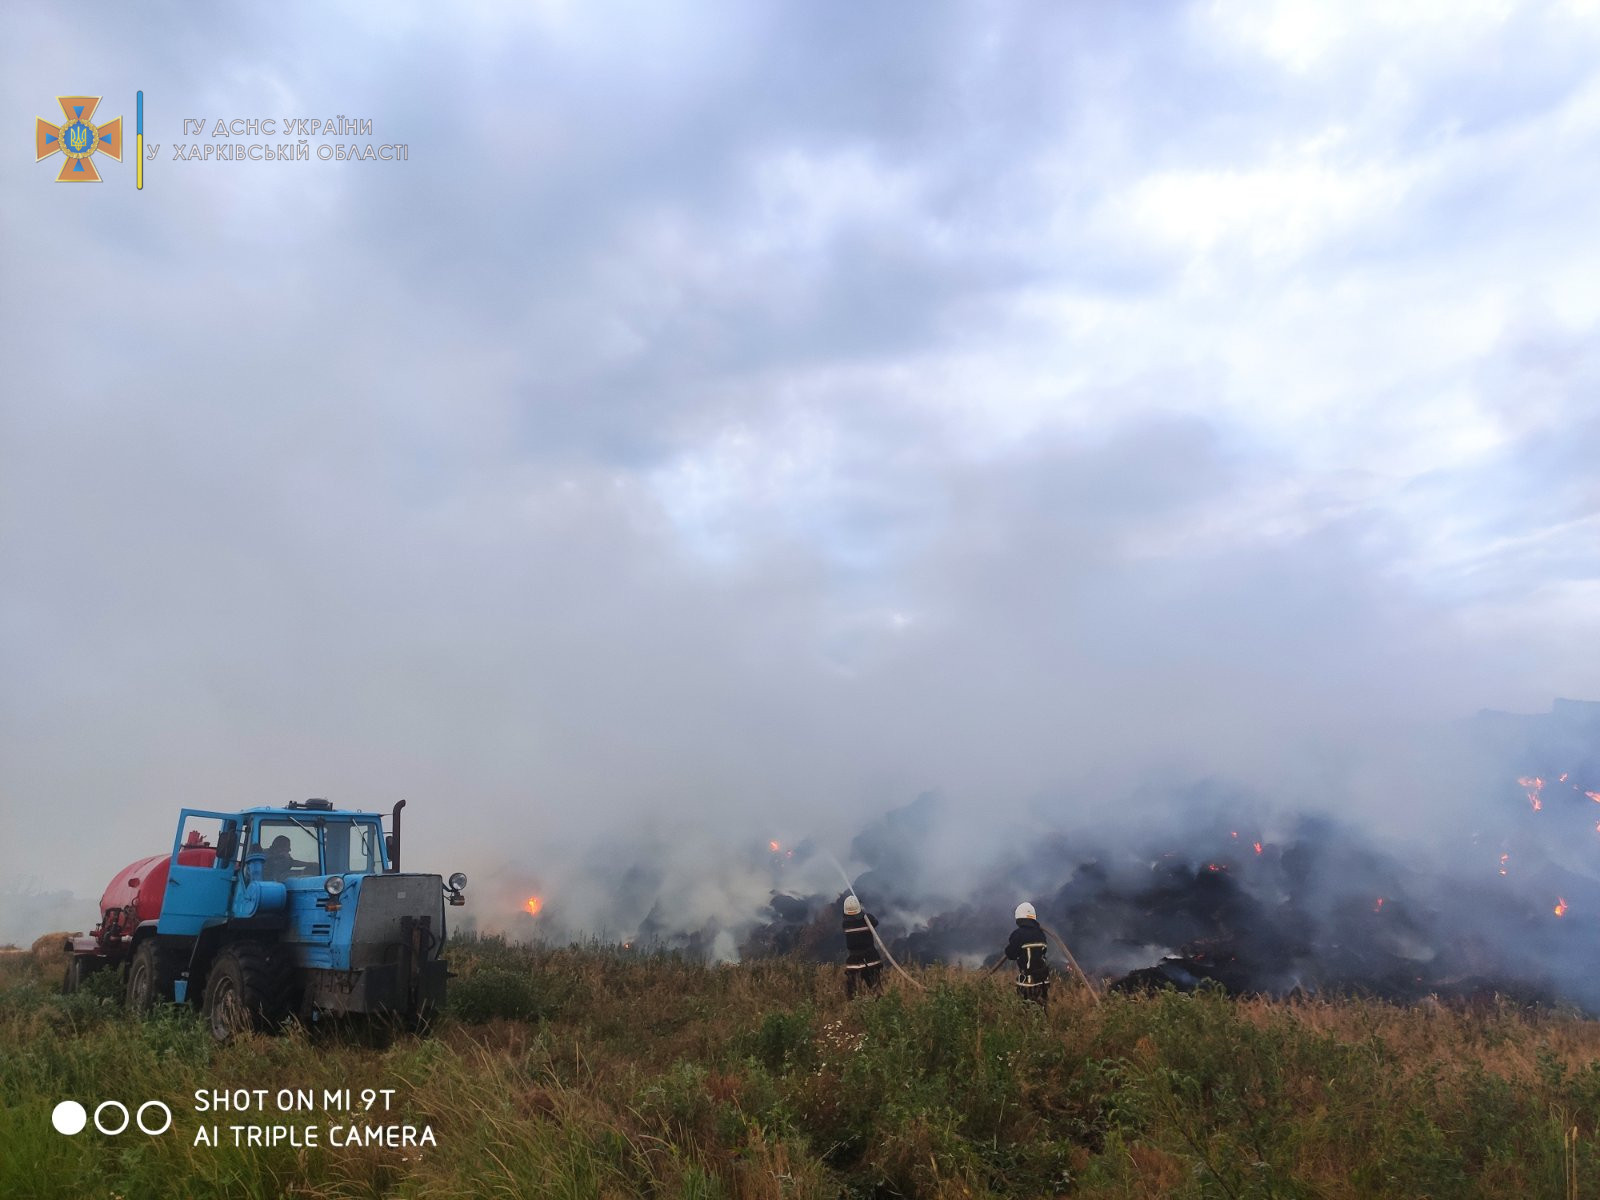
[125,942,169,1012]
[203,943,294,1042]
[62,955,102,995]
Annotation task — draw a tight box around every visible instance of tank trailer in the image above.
[63,799,467,1040]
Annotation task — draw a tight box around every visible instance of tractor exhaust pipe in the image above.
[387,799,406,873]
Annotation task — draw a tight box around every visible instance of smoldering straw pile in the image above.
[496,699,1600,1012]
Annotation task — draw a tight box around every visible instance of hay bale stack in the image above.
[31,930,76,974]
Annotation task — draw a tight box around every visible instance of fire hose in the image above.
[1039,919,1101,1004]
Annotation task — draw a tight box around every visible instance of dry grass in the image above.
[2,934,1597,1198]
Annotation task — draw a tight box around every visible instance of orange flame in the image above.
[768,840,781,853]
[1374,897,1385,912]
[1519,776,1545,811]
[524,896,543,916]
[1554,898,1568,918]
[1587,792,1600,804]
[1252,841,1263,855]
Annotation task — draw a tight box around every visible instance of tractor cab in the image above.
[241,801,388,883]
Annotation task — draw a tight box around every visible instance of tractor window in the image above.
[175,815,227,869]
[323,821,381,874]
[253,820,321,880]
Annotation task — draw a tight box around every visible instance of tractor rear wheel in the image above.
[202,943,295,1042]
[125,942,171,1012]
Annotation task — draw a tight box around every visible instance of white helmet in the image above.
[843,895,862,916]
[1015,902,1036,921]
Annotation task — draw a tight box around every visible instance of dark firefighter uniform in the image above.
[1004,916,1051,1007]
[843,910,883,999]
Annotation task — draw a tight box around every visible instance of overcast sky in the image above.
[3,1,1599,935]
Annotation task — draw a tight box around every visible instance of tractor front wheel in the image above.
[202,943,294,1042]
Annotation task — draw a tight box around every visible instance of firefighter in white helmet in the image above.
[841,894,883,999]
[1000,901,1051,1008]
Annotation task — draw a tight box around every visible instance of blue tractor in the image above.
[65,799,467,1040]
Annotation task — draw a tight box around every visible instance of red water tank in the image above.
[96,832,219,934]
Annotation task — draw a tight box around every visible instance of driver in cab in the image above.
[261,835,315,881]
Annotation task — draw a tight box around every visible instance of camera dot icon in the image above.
[52,1100,87,1135]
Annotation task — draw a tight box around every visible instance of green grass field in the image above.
[2,934,1598,1199]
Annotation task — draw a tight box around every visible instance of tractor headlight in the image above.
[448,872,468,892]
[324,876,346,897]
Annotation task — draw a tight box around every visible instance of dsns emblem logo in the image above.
[36,95,122,181]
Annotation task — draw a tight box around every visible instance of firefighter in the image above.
[841,895,883,999]
[1002,901,1051,1008]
